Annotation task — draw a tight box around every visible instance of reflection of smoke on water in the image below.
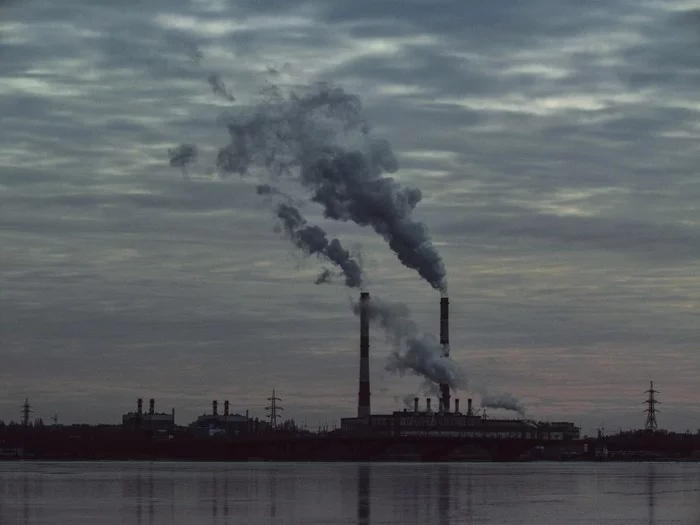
[357,464,370,525]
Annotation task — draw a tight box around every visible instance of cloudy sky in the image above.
[2,0,700,434]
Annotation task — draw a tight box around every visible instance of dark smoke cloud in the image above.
[213,82,447,292]
[168,143,198,178]
[207,73,235,102]
[480,391,526,416]
[353,295,465,390]
[255,183,294,203]
[275,202,363,289]
[315,268,333,285]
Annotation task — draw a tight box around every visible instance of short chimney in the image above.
[426,398,432,413]
[414,397,419,413]
[454,398,460,414]
[467,398,473,416]
[224,400,230,416]
[137,398,143,415]
[149,398,155,415]
[212,400,218,416]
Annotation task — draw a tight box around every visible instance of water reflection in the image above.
[438,465,450,525]
[647,463,656,525]
[1,462,699,524]
[22,475,29,525]
[357,465,370,525]
[223,473,229,519]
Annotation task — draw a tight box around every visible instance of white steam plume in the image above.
[480,391,526,416]
[352,295,465,390]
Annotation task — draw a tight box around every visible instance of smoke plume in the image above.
[480,392,526,416]
[274,201,363,289]
[353,295,465,389]
[315,268,333,285]
[168,143,198,177]
[212,82,447,293]
[207,73,235,102]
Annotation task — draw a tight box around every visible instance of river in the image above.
[1,461,699,524]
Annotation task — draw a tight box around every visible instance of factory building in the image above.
[344,293,580,441]
[190,400,257,437]
[341,397,579,440]
[122,398,175,433]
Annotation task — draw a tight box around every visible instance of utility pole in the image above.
[21,398,32,426]
[265,390,283,430]
[644,381,659,432]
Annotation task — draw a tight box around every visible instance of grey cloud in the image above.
[436,211,700,261]
[619,8,700,93]
[3,0,700,431]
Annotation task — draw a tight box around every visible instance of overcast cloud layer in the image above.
[2,0,700,433]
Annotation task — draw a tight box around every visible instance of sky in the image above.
[2,0,700,435]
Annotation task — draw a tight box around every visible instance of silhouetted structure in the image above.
[342,397,579,440]
[122,398,175,433]
[191,400,252,437]
[439,297,450,413]
[358,291,371,418]
[21,398,32,426]
[644,381,659,432]
[266,390,283,430]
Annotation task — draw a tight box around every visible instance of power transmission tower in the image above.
[21,398,32,426]
[265,390,283,430]
[644,381,659,432]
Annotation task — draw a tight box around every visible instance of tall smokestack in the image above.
[213,400,218,416]
[358,292,371,418]
[149,398,155,415]
[439,297,451,413]
[426,398,432,413]
[467,398,473,416]
[454,398,460,414]
[137,398,143,415]
[224,400,230,416]
[414,397,419,414]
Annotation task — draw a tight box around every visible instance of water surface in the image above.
[1,461,699,524]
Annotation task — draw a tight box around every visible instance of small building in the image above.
[122,398,175,433]
[190,400,253,437]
